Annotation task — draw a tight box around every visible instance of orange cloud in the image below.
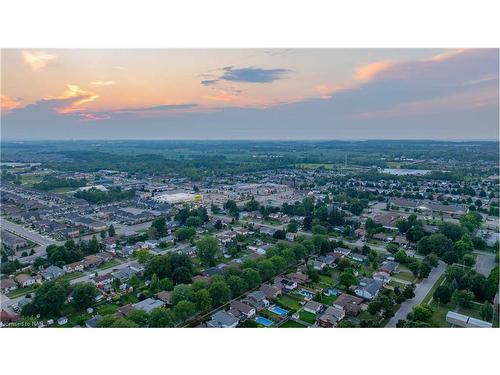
[1,95,22,111]
[22,51,57,70]
[354,60,393,82]
[46,84,99,113]
[425,49,468,62]
[316,84,351,99]
[91,80,116,86]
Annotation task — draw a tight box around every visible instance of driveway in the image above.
[386,260,446,327]
[474,251,496,276]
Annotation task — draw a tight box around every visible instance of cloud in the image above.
[119,104,197,112]
[201,79,219,86]
[354,61,394,82]
[22,51,57,70]
[45,85,99,113]
[91,80,116,86]
[201,66,292,86]
[1,95,23,111]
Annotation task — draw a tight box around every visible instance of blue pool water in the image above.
[269,305,289,317]
[255,316,274,327]
[299,289,315,298]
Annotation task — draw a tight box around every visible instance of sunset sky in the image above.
[1,48,498,140]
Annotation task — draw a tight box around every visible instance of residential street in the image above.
[386,260,447,327]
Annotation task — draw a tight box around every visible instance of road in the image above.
[0,217,57,247]
[386,260,447,327]
[473,251,496,276]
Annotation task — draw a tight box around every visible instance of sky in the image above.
[1,48,498,140]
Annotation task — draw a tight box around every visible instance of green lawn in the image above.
[49,187,74,194]
[299,311,317,325]
[275,294,303,312]
[59,271,85,282]
[429,301,486,327]
[7,285,36,298]
[97,303,120,316]
[280,320,307,328]
[393,271,417,283]
[99,259,121,270]
[421,274,446,304]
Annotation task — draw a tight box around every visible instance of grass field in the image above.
[99,259,121,270]
[59,271,85,282]
[7,285,36,298]
[280,320,307,328]
[299,311,317,324]
[276,294,303,312]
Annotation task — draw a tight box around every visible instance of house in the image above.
[133,298,165,313]
[317,254,337,267]
[207,310,239,328]
[374,212,401,229]
[355,278,383,300]
[392,236,408,247]
[40,265,65,280]
[0,309,20,325]
[285,272,310,285]
[202,266,225,277]
[317,306,345,327]
[245,291,269,310]
[83,254,103,268]
[117,245,135,258]
[97,252,114,263]
[14,274,42,288]
[64,260,85,273]
[349,253,368,263]
[308,259,326,271]
[229,300,256,319]
[57,316,68,325]
[355,228,366,238]
[373,271,391,284]
[379,260,399,274]
[303,300,323,315]
[260,284,282,300]
[85,315,102,328]
[0,278,18,294]
[112,266,138,282]
[91,273,114,288]
[373,232,389,242]
[333,293,364,316]
[156,291,172,305]
[274,277,297,291]
[333,247,351,257]
[285,232,296,241]
[117,304,134,317]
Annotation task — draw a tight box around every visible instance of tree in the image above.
[287,221,298,233]
[480,302,493,321]
[194,289,212,311]
[241,268,261,289]
[244,198,259,212]
[209,281,231,306]
[108,224,116,237]
[402,284,415,300]
[411,304,433,323]
[88,235,101,255]
[273,230,286,240]
[149,274,161,293]
[226,275,247,298]
[269,255,287,274]
[433,285,451,304]
[368,294,394,316]
[386,243,399,254]
[23,280,69,317]
[145,255,170,279]
[110,318,139,328]
[174,227,196,241]
[408,260,420,277]
[72,283,98,309]
[439,222,466,242]
[127,309,149,327]
[174,300,197,321]
[172,284,195,305]
[148,308,175,327]
[186,216,202,227]
[172,266,193,285]
[339,268,357,289]
[257,259,275,281]
[394,249,408,264]
[151,217,167,237]
[419,261,432,279]
[452,289,474,308]
[417,234,453,257]
[196,236,219,266]
[211,204,221,214]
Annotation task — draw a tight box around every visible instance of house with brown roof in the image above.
[14,274,42,288]
[333,293,364,316]
[0,278,18,294]
[156,291,172,305]
[260,284,282,300]
[285,272,310,285]
[229,300,256,319]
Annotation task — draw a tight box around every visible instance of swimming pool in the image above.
[255,316,274,327]
[299,289,315,298]
[269,305,289,317]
